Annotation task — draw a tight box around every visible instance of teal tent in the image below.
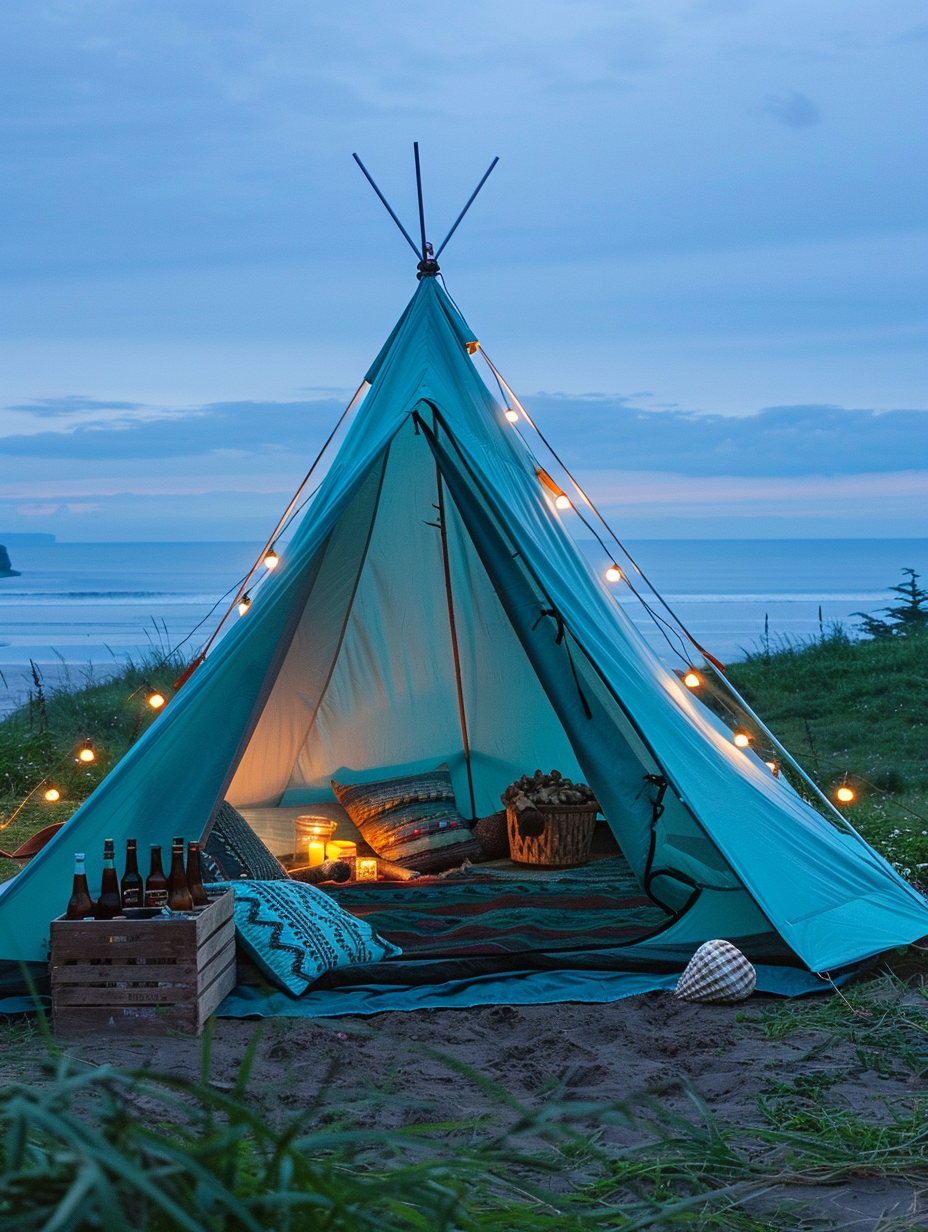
[1,275,926,985]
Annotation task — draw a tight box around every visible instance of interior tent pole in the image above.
[432,420,477,821]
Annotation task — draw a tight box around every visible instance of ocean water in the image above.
[1,538,925,714]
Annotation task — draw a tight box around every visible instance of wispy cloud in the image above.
[523,397,928,477]
[2,396,925,480]
[762,89,821,128]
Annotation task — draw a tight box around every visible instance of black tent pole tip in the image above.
[352,146,500,275]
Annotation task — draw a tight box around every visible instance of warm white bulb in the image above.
[605,565,623,583]
[683,671,701,689]
[238,594,252,617]
[504,409,519,423]
[555,494,571,510]
[44,787,61,802]
[78,746,96,763]
[836,785,855,804]
[147,691,166,710]
[733,731,751,748]
[765,760,779,777]
[263,549,279,570]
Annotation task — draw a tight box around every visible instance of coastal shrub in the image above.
[854,568,928,640]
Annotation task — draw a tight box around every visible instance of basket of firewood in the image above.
[502,770,600,867]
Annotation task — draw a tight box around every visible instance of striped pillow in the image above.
[331,765,482,874]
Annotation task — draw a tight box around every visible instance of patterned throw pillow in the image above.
[331,765,483,874]
[202,801,290,882]
[215,879,401,996]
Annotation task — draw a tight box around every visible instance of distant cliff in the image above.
[0,546,21,578]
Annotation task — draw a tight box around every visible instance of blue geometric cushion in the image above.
[214,880,401,996]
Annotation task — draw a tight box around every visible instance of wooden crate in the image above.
[50,890,236,1036]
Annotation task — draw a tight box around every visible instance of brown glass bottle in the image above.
[120,838,143,909]
[95,839,122,919]
[185,841,209,907]
[65,852,95,920]
[145,845,169,907]
[167,837,193,911]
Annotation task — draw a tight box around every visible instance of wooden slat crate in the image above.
[50,890,236,1036]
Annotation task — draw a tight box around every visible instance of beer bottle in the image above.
[145,845,169,908]
[167,837,193,911]
[120,838,143,909]
[185,841,209,907]
[95,839,122,919]
[65,852,95,920]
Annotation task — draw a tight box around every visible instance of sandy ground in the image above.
[10,988,923,1230]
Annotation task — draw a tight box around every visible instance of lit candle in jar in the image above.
[326,840,357,860]
[355,858,378,881]
[295,816,338,868]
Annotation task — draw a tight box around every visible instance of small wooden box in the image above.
[50,890,236,1036]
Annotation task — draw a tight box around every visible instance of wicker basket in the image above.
[506,803,598,867]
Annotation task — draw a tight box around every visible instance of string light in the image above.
[504,409,519,423]
[765,760,780,777]
[555,493,572,510]
[77,740,96,764]
[683,670,701,689]
[44,787,61,803]
[238,593,252,617]
[605,565,624,583]
[147,688,166,710]
[733,729,752,748]
[263,547,279,570]
[836,781,856,805]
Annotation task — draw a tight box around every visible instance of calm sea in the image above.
[1,538,925,715]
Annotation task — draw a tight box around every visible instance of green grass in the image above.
[0,654,181,874]
[726,627,928,879]
[743,972,928,1080]
[4,1021,928,1232]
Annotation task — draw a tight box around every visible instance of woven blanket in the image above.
[325,856,668,958]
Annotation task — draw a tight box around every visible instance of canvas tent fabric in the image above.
[1,276,927,983]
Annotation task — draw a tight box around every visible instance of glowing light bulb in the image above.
[683,671,701,689]
[147,690,166,710]
[44,787,61,803]
[733,730,751,748]
[78,741,96,764]
[765,760,780,777]
[605,565,623,583]
[555,494,571,510]
[263,548,279,570]
[238,593,252,617]
[505,409,519,423]
[836,784,855,804]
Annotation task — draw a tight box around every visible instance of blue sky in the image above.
[1,0,925,540]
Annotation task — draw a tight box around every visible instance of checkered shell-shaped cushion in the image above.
[215,879,401,997]
[673,939,757,1004]
[331,764,482,874]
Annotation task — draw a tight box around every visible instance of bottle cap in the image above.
[76,852,85,860]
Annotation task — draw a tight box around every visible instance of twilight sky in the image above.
[1,0,926,541]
